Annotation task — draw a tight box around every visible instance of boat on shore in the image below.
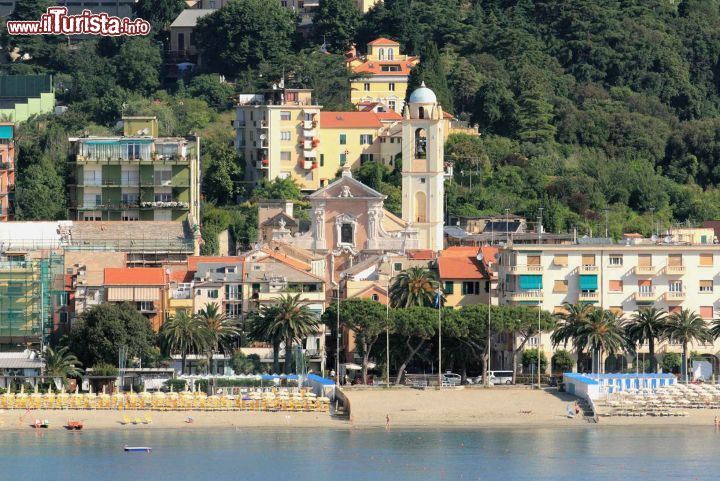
[65,421,83,431]
[33,419,49,429]
[124,446,151,453]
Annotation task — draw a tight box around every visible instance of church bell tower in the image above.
[401,82,445,251]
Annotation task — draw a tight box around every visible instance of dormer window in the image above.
[380,65,401,72]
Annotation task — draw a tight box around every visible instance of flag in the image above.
[434,288,442,308]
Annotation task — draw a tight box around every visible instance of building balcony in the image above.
[139,201,189,209]
[257,290,325,303]
[578,291,599,302]
[634,289,657,303]
[507,265,543,275]
[507,290,544,302]
[579,265,599,274]
[255,159,269,170]
[303,120,317,130]
[634,265,656,276]
[665,265,686,275]
[0,162,13,170]
[664,291,686,301]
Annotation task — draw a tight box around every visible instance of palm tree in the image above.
[43,346,83,380]
[161,311,207,374]
[665,309,712,382]
[551,302,594,350]
[389,266,439,308]
[197,302,240,374]
[625,307,668,373]
[269,294,321,374]
[246,304,283,374]
[575,309,628,373]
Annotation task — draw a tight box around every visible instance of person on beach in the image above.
[386,414,390,430]
[714,416,718,428]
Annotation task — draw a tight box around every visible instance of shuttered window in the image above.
[581,254,595,266]
[553,280,568,293]
[609,280,623,292]
[669,306,682,314]
[699,254,713,267]
[700,306,714,319]
[700,280,713,293]
[553,254,568,266]
[638,254,652,267]
[668,254,682,267]
[527,255,541,266]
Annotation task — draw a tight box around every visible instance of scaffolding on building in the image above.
[0,252,64,350]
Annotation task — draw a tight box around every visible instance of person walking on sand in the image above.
[386,413,390,431]
[714,416,718,428]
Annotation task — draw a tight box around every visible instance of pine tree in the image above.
[407,42,454,112]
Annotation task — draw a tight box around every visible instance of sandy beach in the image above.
[1,388,718,431]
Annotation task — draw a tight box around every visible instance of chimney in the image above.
[284,201,294,218]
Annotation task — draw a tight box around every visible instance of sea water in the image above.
[3,427,718,480]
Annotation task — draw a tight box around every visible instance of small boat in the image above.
[124,446,152,453]
[65,421,83,430]
[33,419,49,429]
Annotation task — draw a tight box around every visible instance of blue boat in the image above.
[124,446,151,453]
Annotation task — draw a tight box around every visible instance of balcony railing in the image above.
[579,265,599,273]
[635,265,656,275]
[635,289,657,302]
[140,201,189,209]
[507,290,544,302]
[507,265,543,274]
[665,265,686,275]
[578,291,599,301]
[664,291,686,301]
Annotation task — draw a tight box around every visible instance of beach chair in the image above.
[143,413,152,424]
[121,415,131,425]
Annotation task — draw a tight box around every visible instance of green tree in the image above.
[160,311,207,375]
[247,304,284,373]
[43,346,83,380]
[312,0,361,53]
[389,266,439,308]
[664,309,712,381]
[187,74,235,111]
[14,159,66,220]
[391,306,437,385]
[264,294,321,374]
[288,49,359,110]
[551,349,574,373]
[251,177,303,201]
[115,38,162,95]
[134,0,184,38]
[195,0,296,76]
[66,303,156,367]
[574,309,627,373]
[196,302,240,374]
[231,351,261,374]
[625,307,668,373]
[407,42,454,112]
[202,138,242,204]
[661,352,681,374]
[522,348,547,373]
[322,298,388,384]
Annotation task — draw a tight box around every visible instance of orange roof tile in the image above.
[407,249,436,260]
[438,256,486,280]
[169,270,193,283]
[441,246,481,257]
[368,37,399,46]
[320,111,382,129]
[187,256,244,271]
[352,60,417,76]
[104,267,165,286]
[443,111,456,119]
[260,248,310,272]
[376,111,403,121]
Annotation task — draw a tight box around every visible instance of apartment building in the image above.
[496,235,720,371]
[104,267,167,331]
[347,38,419,114]
[0,122,15,221]
[64,251,126,325]
[68,117,200,223]
[236,88,322,190]
[438,246,497,308]
[191,258,244,321]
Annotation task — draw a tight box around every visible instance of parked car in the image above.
[474,371,514,385]
[443,372,462,386]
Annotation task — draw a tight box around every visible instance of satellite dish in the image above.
[259,134,266,140]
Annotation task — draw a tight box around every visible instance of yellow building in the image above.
[235,88,322,191]
[356,0,381,12]
[347,38,419,114]
[438,246,497,308]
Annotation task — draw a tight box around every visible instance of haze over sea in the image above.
[5,427,717,480]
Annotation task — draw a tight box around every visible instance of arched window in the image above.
[387,48,394,60]
[378,48,385,60]
[414,128,427,159]
[418,106,425,119]
[415,191,427,223]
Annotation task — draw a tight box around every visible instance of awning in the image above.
[579,275,598,290]
[519,275,542,290]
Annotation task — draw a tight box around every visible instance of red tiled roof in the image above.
[320,111,382,129]
[187,256,244,271]
[438,256,485,280]
[407,249,436,260]
[260,248,310,272]
[376,111,403,121]
[368,37,399,46]
[441,246,481,257]
[169,270,193,283]
[443,111,456,119]
[480,246,499,265]
[104,267,165,286]
[352,60,417,76]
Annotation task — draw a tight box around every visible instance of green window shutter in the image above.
[519,275,543,290]
[340,134,346,145]
[579,275,598,290]
[462,282,468,295]
[320,154,324,167]
[444,281,454,294]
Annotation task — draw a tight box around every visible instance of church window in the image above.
[415,191,427,223]
[414,128,427,159]
[418,106,425,119]
[341,223,353,244]
[387,48,394,60]
[420,177,426,184]
[378,48,385,60]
